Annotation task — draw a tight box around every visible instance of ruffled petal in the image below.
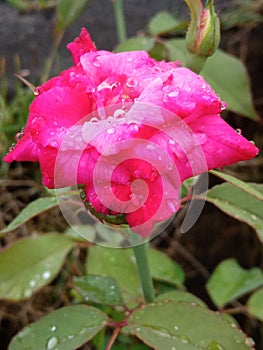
[67,27,97,65]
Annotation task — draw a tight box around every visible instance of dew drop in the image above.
[93,57,101,67]
[16,127,25,141]
[46,336,58,349]
[113,109,125,119]
[235,128,242,135]
[126,77,138,88]
[174,325,179,331]
[168,139,176,145]
[168,91,179,98]
[220,102,227,111]
[107,127,115,134]
[9,143,16,152]
[50,326,56,332]
[107,116,115,124]
[29,280,36,288]
[90,117,99,123]
[245,337,255,346]
[42,271,51,280]
[208,340,225,350]
[34,87,40,96]
[250,140,255,145]
[50,141,57,147]
[146,143,155,150]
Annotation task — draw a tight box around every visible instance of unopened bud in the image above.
[186,0,220,58]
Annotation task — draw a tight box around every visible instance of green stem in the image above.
[112,0,127,43]
[185,52,207,74]
[133,242,155,303]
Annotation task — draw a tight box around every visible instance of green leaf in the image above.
[64,224,96,242]
[204,182,263,242]
[166,39,259,120]
[148,11,183,35]
[8,305,108,350]
[156,290,206,308]
[202,49,259,120]
[148,249,185,287]
[0,234,74,301]
[247,288,263,321]
[210,170,263,201]
[115,36,155,52]
[129,300,254,349]
[206,259,263,308]
[74,275,124,305]
[0,197,58,235]
[56,0,89,32]
[87,246,142,305]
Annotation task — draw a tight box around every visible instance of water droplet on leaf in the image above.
[46,336,58,349]
[42,271,51,280]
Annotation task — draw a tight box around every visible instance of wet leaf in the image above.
[0,197,58,235]
[148,11,184,35]
[148,249,185,287]
[87,245,142,306]
[247,288,263,321]
[206,259,263,308]
[74,275,124,305]
[8,305,108,350]
[156,290,206,307]
[115,36,155,52]
[0,234,75,300]
[204,182,263,242]
[210,170,263,201]
[129,301,254,349]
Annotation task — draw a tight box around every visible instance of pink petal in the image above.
[67,28,97,65]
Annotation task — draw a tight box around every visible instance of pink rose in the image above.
[4,28,258,236]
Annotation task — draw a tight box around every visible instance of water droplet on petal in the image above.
[93,57,101,67]
[250,140,255,145]
[107,127,115,134]
[34,87,42,96]
[168,91,179,98]
[126,77,138,88]
[16,127,25,141]
[90,117,99,123]
[235,128,242,135]
[220,102,227,111]
[113,109,125,119]
[168,139,176,145]
[9,143,16,152]
[50,141,57,147]
[46,336,58,349]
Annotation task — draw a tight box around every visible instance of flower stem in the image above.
[112,0,127,43]
[185,53,207,74]
[133,242,155,303]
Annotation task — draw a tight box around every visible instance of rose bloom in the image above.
[4,28,258,236]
